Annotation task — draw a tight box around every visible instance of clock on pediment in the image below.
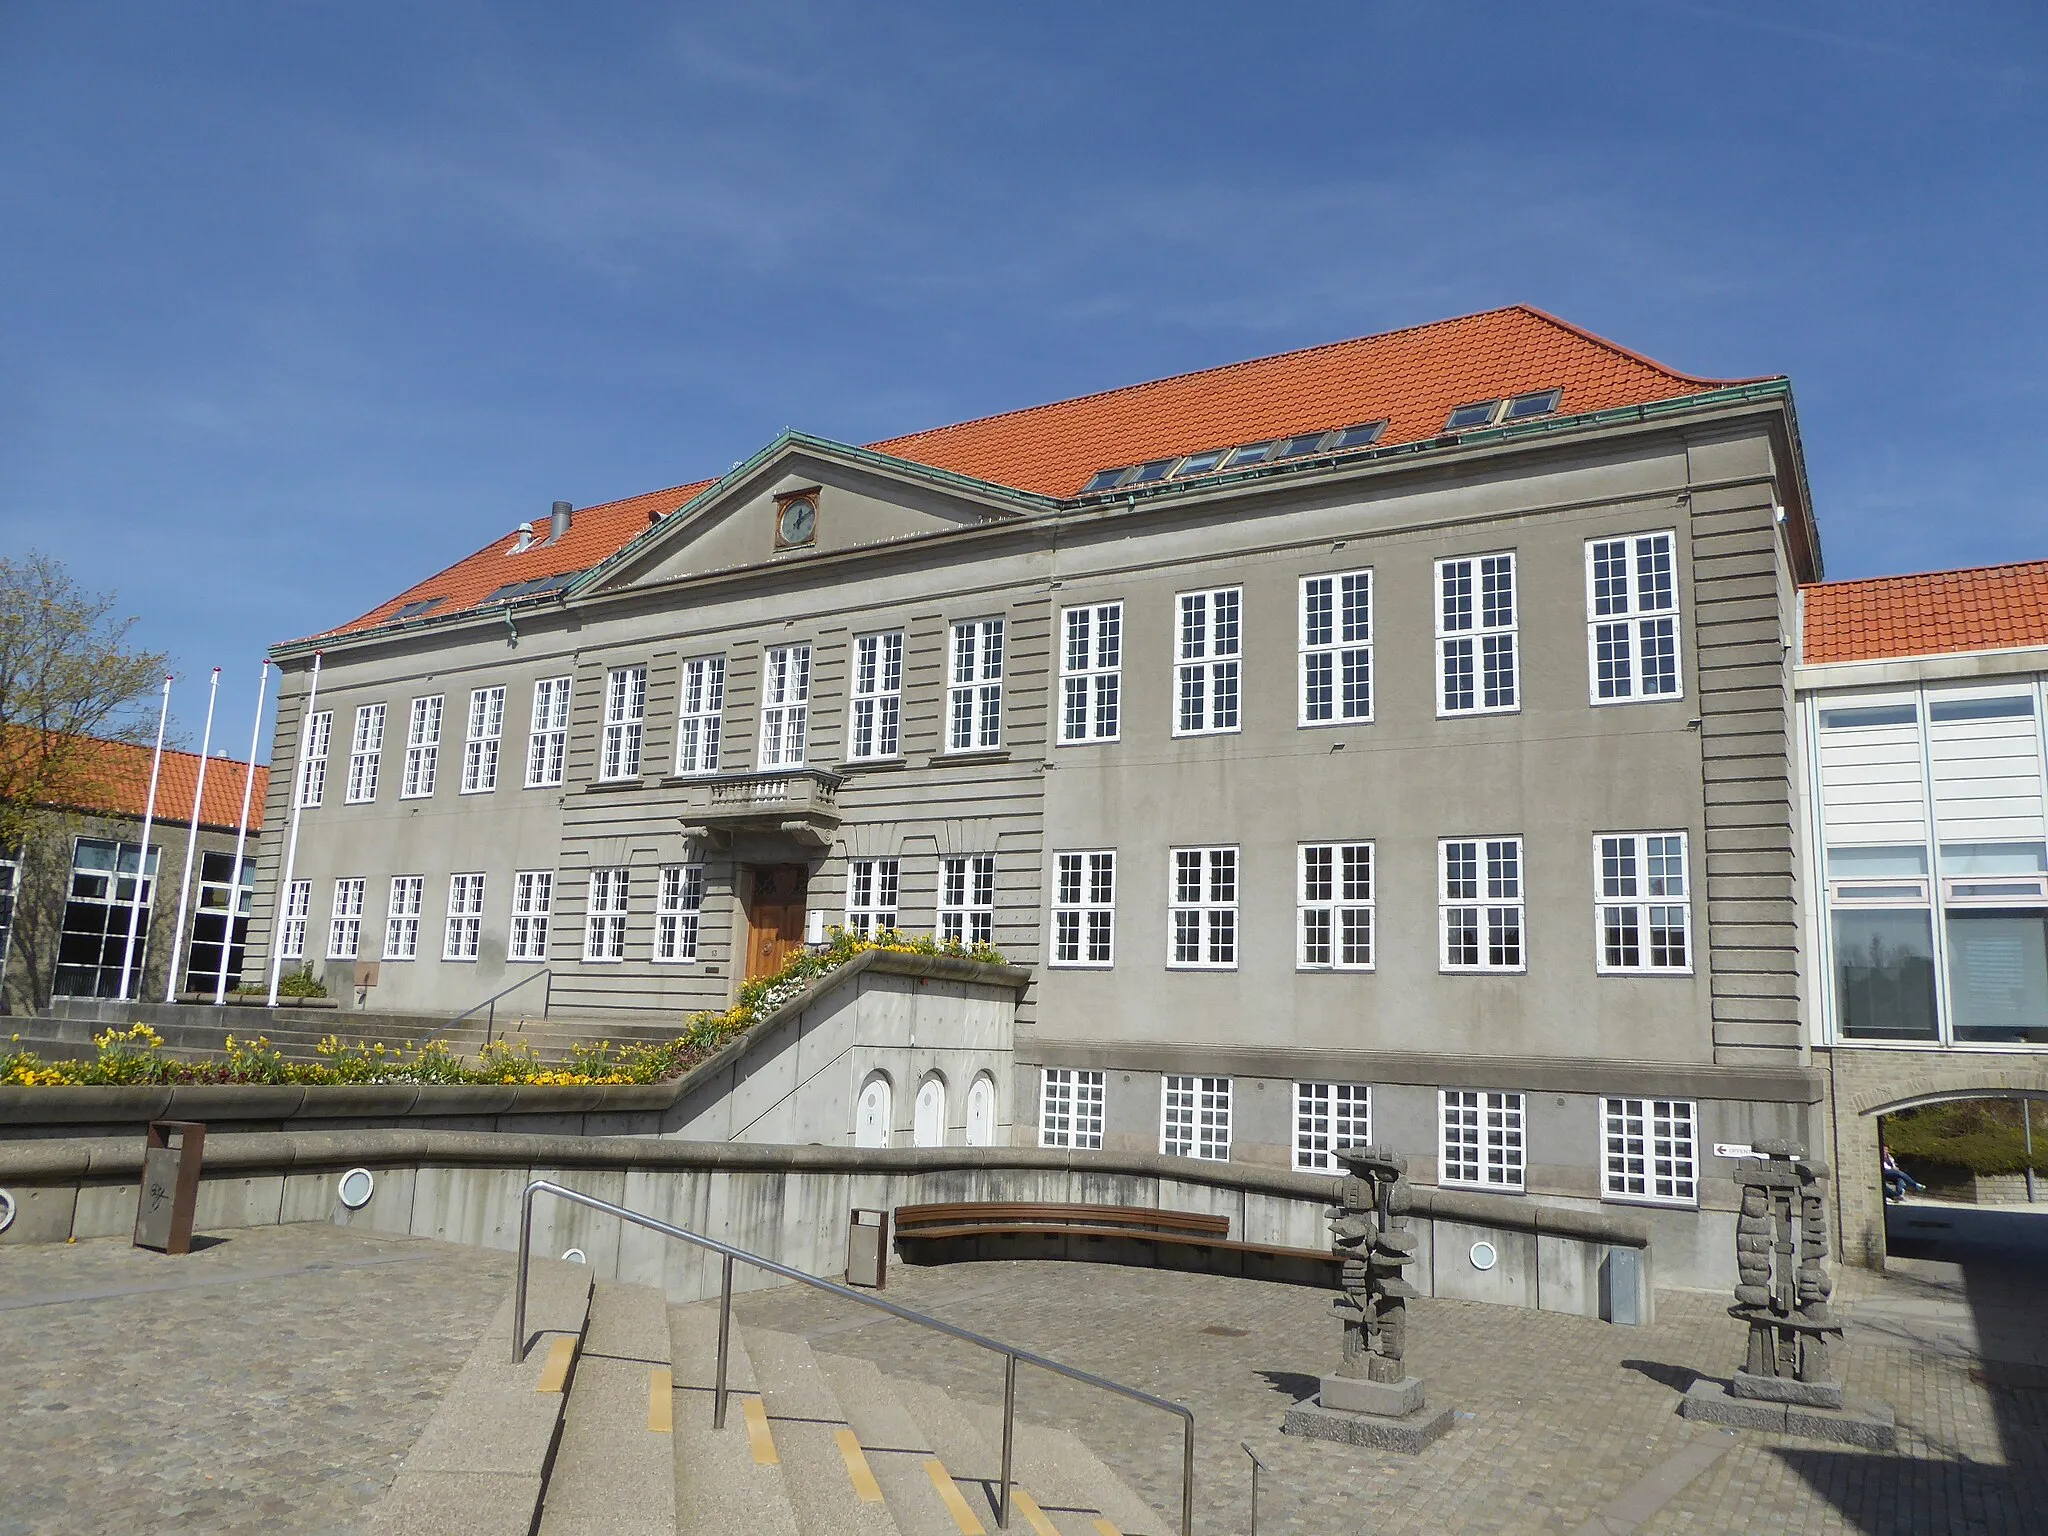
[772,488,820,551]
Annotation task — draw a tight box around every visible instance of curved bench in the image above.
[893,1200,1337,1286]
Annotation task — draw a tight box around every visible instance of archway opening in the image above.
[1880,1095,2048,1261]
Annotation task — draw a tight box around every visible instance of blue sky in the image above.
[2,2,2043,748]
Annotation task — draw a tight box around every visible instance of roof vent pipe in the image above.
[512,521,534,553]
[550,501,573,542]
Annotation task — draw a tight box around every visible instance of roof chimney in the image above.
[550,501,573,543]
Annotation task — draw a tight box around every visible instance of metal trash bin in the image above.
[846,1207,889,1289]
[135,1120,206,1255]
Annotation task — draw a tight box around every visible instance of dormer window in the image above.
[1503,388,1563,422]
[1445,400,1503,431]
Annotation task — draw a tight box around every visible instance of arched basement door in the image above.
[855,1076,891,1148]
[965,1074,996,1146]
[914,1077,947,1147]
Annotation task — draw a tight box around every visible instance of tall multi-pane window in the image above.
[1300,572,1372,725]
[600,665,647,780]
[1059,603,1122,743]
[759,645,811,768]
[583,868,628,961]
[1299,843,1374,970]
[948,619,1005,751]
[461,687,505,793]
[1597,833,1691,973]
[1161,1075,1231,1160]
[1587,532,1681,703]
[940,854,995,945]
[655,865,705,961]
[1441,837,1525,972]
[850,632,904,760]
[1439,1089,1525,1190]
[1437,554,1518,714]
[401,696,442,798]
[298,710,333,807]
[1602,1097,1698,1205]
[844,858,900,937]
[52,839,160,998]
[346,704,384,803]
[525,677,571,788]
[674,657,726,775]
[327,877,365,960]
[1039,1067,1105,1150]
[1295,1082,1372,1173]
[384,875,423,960]
[443,874,485,961]
[1169,847,1238,969]
[509,871,553,961]
[1051,851,1115,967]
[279,878,311,961]
[1175,588,1242,735]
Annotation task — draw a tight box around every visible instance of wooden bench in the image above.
[893,1201,1337,1286]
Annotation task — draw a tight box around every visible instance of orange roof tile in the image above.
[6,729,269,833]
[1803,559,2048,665]
[319,305,1765,641]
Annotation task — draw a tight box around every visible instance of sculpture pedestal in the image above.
[1284,1378,1454,1454]
[1679,1378,1895,1448]
[1730,1369,1845,1410]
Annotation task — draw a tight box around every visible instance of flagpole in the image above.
[164,667,220,1002]
[117,674,173,1002]
[267,653,321,1009]
[217,659,271,1005]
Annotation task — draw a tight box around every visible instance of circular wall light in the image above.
[560,1248,587,1264]
[1469,1240,1498,1272]
[0,1188,15,1235]
[337,1168,376,1210]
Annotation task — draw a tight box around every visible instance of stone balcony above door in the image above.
[674,767,843,850]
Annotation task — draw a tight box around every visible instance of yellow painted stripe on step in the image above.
[534,1336,575,1394]
[742,1396,779,1465]
[648,1369,673,1433]
[1011,1488,1062,1536]
[1091,1521,1122,1536]
[923,1459,986,1536]
[834,1428,884,1503]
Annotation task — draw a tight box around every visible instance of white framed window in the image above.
[1038,1067,1105,1150]
[509,870,552,961]
[850,632,904,761]
[948,619,1005,752]
[401,695,442,798]
[384,875,423,960]
[760,644,811,768]
[525,677,571,788]
[1437,554,1518,715]
[1299,842,1373,970]
[1294,1082,1372,1174]
[1597,833,1692,973]
[279,879,310,960]
[1602,1097,1698,1206]
[1161,1075,1231,1161]
[1060,603,1122,743]
[655,864,705,961]
[1300,571,1372,726]
[327,876,365,960]
[461,687,505,793]
[940,854,996,945]
[297,710,332,808]
[444,873,485,961]
[600,665,647,781]
[1052,851,1115,966]
[845,858,900,937]
[583,868,628,961]
[1587,532,1681,703]
[1439,1089,1525,1190]
[674,657,726,775]
[346,704,384,804]
[1441,837,1525,972]
[1175,587,1242,735]
[1169,847,1238,968]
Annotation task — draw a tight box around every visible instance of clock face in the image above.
[776,497,817,548]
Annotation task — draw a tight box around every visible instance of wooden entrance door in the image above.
[745,864,809,980]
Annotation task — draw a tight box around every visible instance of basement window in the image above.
[1504,388,1563,422]
[1445,400,1503,431]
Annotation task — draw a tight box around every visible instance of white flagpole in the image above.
[118,674,174,1003]
[164,667,220,1002]
[266,652,321,1009]
[216,659,271,1005]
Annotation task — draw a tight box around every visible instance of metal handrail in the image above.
[1243,1440,1267,1536]
[513,1179,1195,1536]
[451,968,551,1047]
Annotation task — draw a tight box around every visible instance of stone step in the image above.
[887,1372,1045,1535]
[813,1353,978,1536]
[536,1280,676,1536]
[952,1399,1170,1536]
[743,1326,905,1536]
[669,1301,801,1536]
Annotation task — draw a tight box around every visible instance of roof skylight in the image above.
[1081,467,1130,493]
[481,571,581,605]
[389,597,444,621]
[1275,431,1333,459]
[1502,387,1563,422]
[1223,441,1276,468]
[1174,449,1227,477]
[1327,420,1387,450]
[1128,459,1176,485]
[1445,400,1503,431]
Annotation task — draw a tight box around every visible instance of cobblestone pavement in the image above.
[0,1224,512,1536]
[736,1255,2048,1536]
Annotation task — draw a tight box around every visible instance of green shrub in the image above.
[1886,1099,2047,1177]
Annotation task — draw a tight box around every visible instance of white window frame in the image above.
[674,656,726,776]
[327,876,364,960]
[947,618,1005,752]
[1294,1082,1373,1174]
[1038,1067,1105,1150]
[1161,1074,1231,1161]
[1601,1096,1699,1206]
[844,857,900,937]
[298,710,332,808]
[525,677,571,788]
[443,873,485,961]
[509,870,552,962]
[461,686,505,794]
[279,878,310,960]
[1596,832,1693,975]
[600,665,647,781]
[1051,851,1115,967]
[939,854,995,946]
[1437,554,1518,716]
[1299,571,1373,727]
[345,704,384,804]
[384,875,423,960]
[1586,532,1682,705]
[1440,837,1525,973]
[583,868,628,962]
[1439,1089,1525,1191]
[1059,602,1122,744]
[847,631,904,762]
[654,864,706,962]
[759,644,812,769]
[401,695,442,799]
[1174,587,1243,736]
[1168,846,1239,969]
[1298,842,1374,970]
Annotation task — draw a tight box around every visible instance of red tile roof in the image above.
[7,729,269,833]
[322,305,1765,640]
[1803,559,2048,665]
